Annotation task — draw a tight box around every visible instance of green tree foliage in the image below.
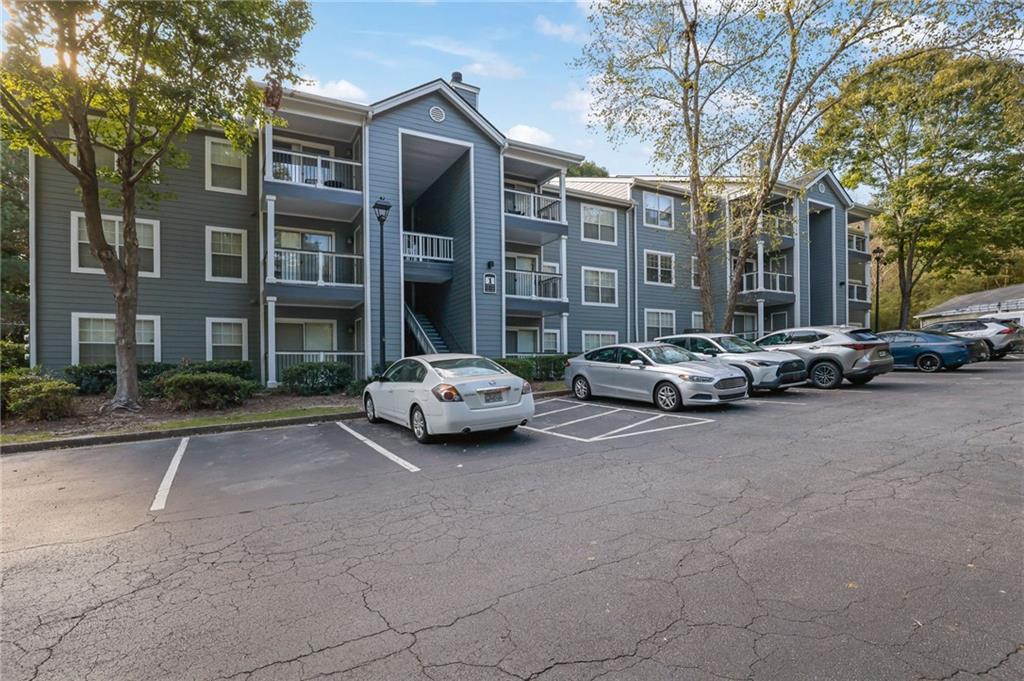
[804,51,1024,327]
[1,140,29,340]
[567,159,609,177]
[0,1,312,409]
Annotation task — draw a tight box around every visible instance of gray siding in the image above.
[805,178,848,325]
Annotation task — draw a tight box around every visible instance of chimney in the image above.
[449,71,480,110]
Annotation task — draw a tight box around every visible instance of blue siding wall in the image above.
[805,179,848,325]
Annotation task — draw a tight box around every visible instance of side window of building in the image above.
[581,205,617,244]
[73,314,160,365]
[643,191,673,229]
[644,251,675,286]
[205,136,247,195]
[206,226,247,283]
[206,318,248,360]
[72,212,159,277]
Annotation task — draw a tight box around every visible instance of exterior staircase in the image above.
[405,305,449,354]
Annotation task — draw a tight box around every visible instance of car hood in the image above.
[651,360,745,379]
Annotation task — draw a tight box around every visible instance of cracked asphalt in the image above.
[2,360,1022,681]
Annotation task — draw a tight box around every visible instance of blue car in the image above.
[876,330,971,372]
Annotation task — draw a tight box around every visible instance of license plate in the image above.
[483,391,504,404]
[878,350,889,357]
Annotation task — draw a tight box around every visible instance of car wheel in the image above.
[915,353,942,373]
[737,367,755,395]
[847,376,874,385]
[991,351,1007,360]
[410,405,433,444]
[653,382,681,412]
[809,361,842,389]
[364,394,381,424]
[572,376,592,400]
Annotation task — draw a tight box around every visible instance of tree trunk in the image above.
[112,288,140,408]
[690,185,717,331]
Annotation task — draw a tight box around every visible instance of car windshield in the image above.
[642,344,701,364]
[429,357,508,378]
[717,336,760,353]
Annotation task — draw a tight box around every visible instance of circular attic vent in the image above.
[816,181,826,193]
[428,106,446,123]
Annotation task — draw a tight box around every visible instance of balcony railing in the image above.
[739,271,793,293]
[505,270,562,300]
[849,283,869,301]
[274,248,363,286]
[848,233,868,252]
[270,149,362,191]
[275,351,364,382]
[402,232,453,262]
[503,189,561,222]
[762,213,797,236]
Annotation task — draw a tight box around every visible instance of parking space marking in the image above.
[744,398,808,406]
[150,437,190,512]
[336,422,420,472]
[596,414,664,438]
[526,399,715,443]
[534,402,588,417]
[539,409,620,431]
[593,417,714,441]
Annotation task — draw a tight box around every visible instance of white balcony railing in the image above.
[402,232,453,262]
[848,233,868,252]
[503,189,561,222]
[270,149,362,191]
[762,213,797,236]
[505,270,562,300]
[849,283,869,301]
[274,248,363,286]
[275,352,365,382]
[739,271,793,293]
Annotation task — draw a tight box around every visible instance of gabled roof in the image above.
[506,139,585,166]
[371,78,505,146]
[788,168,854,207]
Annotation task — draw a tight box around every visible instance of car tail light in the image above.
[998,327,1013,334]
[563,359,572,367]
[841,342,877,351]
[522,381,533,394]
[431,383,463,402]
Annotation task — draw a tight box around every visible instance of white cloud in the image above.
[553,81,596,125]
[295,76,368,103]
[507,124,554,146]
[535,15,587,44]
[411,36,525,79]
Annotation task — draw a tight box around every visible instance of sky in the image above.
[289,1,653,174]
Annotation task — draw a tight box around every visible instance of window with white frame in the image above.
[582,267,617,306]
[206,318,248,360]
[206,226,247,283]
[645,309,676,341]
[644,250,675,286]
[581,204,616,244]
[691,311,704,330]
[72,212,159,276]
[205,136,246,194]
[691,255,701,289]
[582,331,618,352]
[543,329,560,353]
[643,191,673,229]
[72,314,159,364]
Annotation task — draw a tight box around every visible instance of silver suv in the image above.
[924,319,1023,359]
[657,333,807,393]
[756,326,894,389]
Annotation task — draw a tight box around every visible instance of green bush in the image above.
[177,360,254,380]
[0,339,28,370]
[494,357,534,379]
[343,378,370,397]
[160,372,260,410]
[1,368,45,413]
[494,355,570,381]
[281,361,353,396]
[65,360,252,394]
[7,378,77,421]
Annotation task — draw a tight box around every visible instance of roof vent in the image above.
[429,106,446,123]
[817,182,825,193]
[451,71,463,83]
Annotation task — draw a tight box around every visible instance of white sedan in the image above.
[363,354,535,443]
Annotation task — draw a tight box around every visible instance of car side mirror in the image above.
[704,348,719,356]
[630,359,645,367]
[374,374,386,383]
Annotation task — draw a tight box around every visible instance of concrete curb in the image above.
[0,389,572,455]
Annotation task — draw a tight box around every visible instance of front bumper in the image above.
[422,395,535,434]
[680,381,748,406]
[753,366,808,389]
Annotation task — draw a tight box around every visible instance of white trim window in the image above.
[691,255,701,289]
[205,226,248,283]
[71,313,160,365]
[71,212,160,277]
[205,136,247,195]
[542,329,560,353]
[581,267,618,306]
[206,317,248,361]
[691,311,704,330]
[645,309,676,341]
[643,191,673,230]
[582,330,618,352]
[581,204,617,245]
[644,250,675,286]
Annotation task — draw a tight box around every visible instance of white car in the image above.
[657,333,807,393]
[363,354,534,443]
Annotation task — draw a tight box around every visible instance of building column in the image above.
[756,298,765,340]
[756,239,765,291]
[263,122,273,181]
[266,296,278,387]
[559,235,568,302]
[265,194,276,283]
[560,312,569,354]
[559,169,567,223]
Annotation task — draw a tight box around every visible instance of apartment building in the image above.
[28,73,877,384]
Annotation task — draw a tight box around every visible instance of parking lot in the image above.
[3,360,1022,681]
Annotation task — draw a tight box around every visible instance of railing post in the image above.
[266,195,277,283]
[263,122,273,182]
[756,239,765,291]
[266,296,278,387]
[317,251,324,286]
[559,169,567,223]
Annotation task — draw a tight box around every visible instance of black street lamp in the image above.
[872,245,885,332]
[372,197,392,373]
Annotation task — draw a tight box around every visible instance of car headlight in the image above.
[678,374,715,383]
[745,359,779,367]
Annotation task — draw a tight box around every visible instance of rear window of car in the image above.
[845,329,881,341]
[429,357,507,378]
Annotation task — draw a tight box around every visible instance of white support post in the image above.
[756,239,765,291]
[756,298,765,340]
[559,235,568,302]
[266,296,278,387]
[266,194,276,283]
[263,122,273,181]
[561,312,569,354]
[316,251,325,286]
[559,169,567,223]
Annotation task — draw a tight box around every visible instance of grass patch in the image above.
[0,431,60,445]
[534,380,566,393]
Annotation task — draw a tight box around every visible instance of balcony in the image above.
[274,249,363,286]
[506,270,562,300]
[402,232,453,262]
[275,351,365,383]
[270,149,362,192]
[762,213,797,237]
[504,189,561,223]
[739,270,794,293]
[848,233,868,252]
[848,282,869,302]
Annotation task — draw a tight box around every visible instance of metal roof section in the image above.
[561,177,634,201]
[506,138,586,167]
[915,284,1024,319]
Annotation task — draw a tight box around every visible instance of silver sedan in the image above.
[563,343,749,411]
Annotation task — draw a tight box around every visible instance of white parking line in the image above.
[534,402,589,417]
[597,414,663,438]
[336,422,420,472]
[150,437,190,512]
[540,409,620,431]
[744,399,808,406]
[593,417,713,441]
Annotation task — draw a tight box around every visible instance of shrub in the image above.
[7,378,77,421]
[160,372,260,410]
[65,360,252,394]
[1,368,45,413]
[0,339,28,370]
[494,357,534,379]
[280,361,353,396]
[177,360,254,380]
[343,378,370,397]
[494,355,570,381]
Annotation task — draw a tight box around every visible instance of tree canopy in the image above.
[567,158,609,177]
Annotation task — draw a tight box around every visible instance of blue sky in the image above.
[292,1,653,174]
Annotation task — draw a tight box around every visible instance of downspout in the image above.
[625,202,631,342]
[362,112,372,377]
[28,149,36,366]
[499,142,507,357]
[257,126,265,384]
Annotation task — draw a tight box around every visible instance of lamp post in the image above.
[872,245,885,332]
[372,197,392,373]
